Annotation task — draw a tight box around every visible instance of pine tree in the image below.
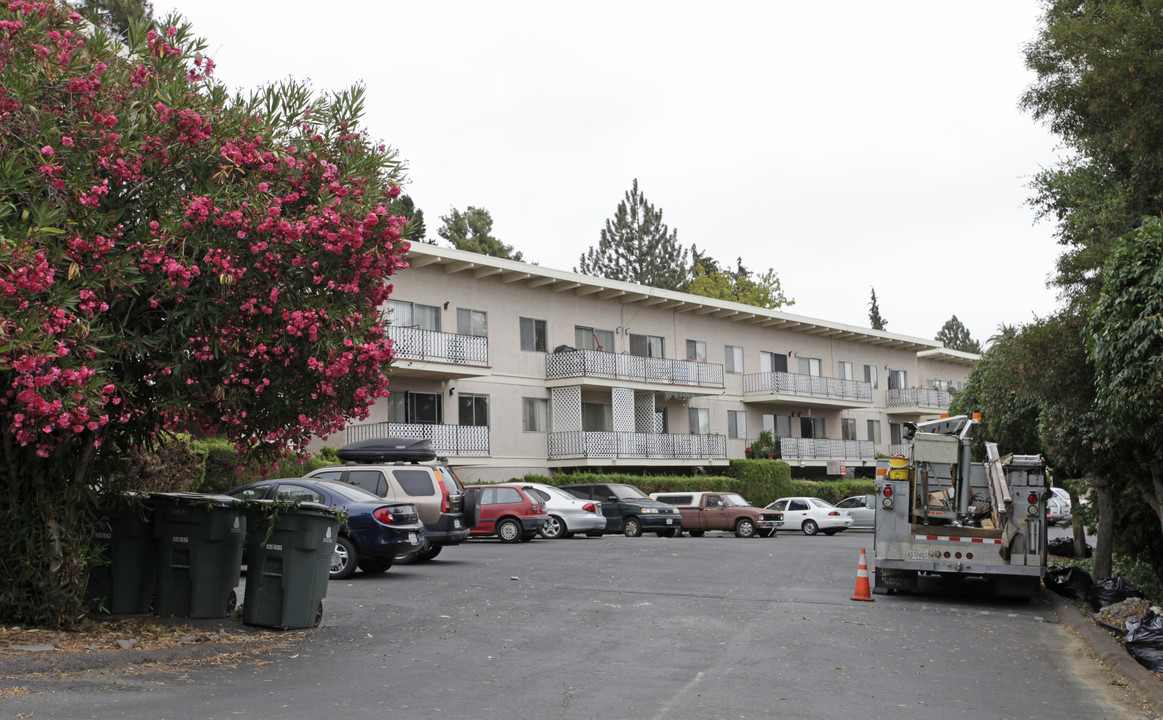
[576,179,688,290]
[437,206,522,260]
[868,287,887,330]
[935,315,982,353]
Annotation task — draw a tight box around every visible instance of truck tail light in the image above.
[1027,493,1038,504]
[883,486,893,497]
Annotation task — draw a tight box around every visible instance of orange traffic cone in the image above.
[851,548,875,602]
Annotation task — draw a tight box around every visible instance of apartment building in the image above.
[317,243,977,484]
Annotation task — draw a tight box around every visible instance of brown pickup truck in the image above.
[649,491,782,538]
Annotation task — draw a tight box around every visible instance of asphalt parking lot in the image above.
[7,527,1159,720]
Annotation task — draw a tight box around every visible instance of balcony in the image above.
[885,387,952,415]
[778,438,877,463]
[742,371,872,408]
[345,422,489,456]
[547,431,726,462]
[546,350,724,392]
[388,326,488,377]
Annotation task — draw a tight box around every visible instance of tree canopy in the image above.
[867,287,887,330]
[935,315,982,354]
[437,206,521,260]
[687,256,794,310]
[0,4,407,625]
[576,179,688,291]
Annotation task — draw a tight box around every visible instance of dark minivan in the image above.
[559,482,682,537]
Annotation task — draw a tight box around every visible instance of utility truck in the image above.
[872,414,1048,598]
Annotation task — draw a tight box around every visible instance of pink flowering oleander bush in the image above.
[0,2,409,626]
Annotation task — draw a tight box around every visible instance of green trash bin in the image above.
[242,500,338,629]
[87,498,156,614]
[151,492,246,619]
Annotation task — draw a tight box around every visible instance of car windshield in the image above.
[324,482,383,503]
[721,493,749,507]
[609,484,649,500]
[808,498,836,509]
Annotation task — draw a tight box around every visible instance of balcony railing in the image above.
[742,371,872,403]
[346,422,490,456]
[887,387,952,409]
[778,437,876,461]
[546,350,724,389]
[889,443,909,457]
[548,431,726,460]
[388,325,488,367]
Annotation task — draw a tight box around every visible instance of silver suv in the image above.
[306,438,469,561]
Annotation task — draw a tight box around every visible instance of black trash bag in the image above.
[1125,612,1163,673]
[1043,565,1093,601]
[1089,575,1145,612]
[1048,536,1092,558]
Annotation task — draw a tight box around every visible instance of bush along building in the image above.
[315,244,976,483]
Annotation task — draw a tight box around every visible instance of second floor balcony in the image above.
[346,421,490,457]
[779,437,876,462]
[546,349,725,391]
[388,326,489,376]
[885,387,952,414]
[742,371,872,407]
[548,430,726,462]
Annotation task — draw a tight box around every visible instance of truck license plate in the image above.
[907,550,933,560]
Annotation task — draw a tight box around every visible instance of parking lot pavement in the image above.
[5,531,1160,720]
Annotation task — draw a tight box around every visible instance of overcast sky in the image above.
[162,1,1064,347]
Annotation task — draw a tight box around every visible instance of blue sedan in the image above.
[228,478,425,579]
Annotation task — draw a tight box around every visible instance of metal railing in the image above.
[346,422,490,456]
[546,350,724,388]
[388,325,488,367]
[778,437,876,461]
[742,371,872,402]
[547,431,726,460]
[886,387,952,409]
[889,443,910,457]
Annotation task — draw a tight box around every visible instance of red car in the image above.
[464,484,549,543]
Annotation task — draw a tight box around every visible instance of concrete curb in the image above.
[1042,587,1163,714]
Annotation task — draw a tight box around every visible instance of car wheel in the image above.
[358,557,392,575]
[540,515,567,540]
[735,518,757,538]
[331,536,358,579]
[688,530,706,538]
[563,532,575,539]
[415,543,443,561]
[657,529,677,538]
[802,519,819,536]
[497,518,522,543]
[623,517,643,537]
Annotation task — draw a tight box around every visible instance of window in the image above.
[347,470,389,496]
[864,364,879,389]
[931,379,951,392]
[274,484,324,503]
[798,357,822,376]
[388,391,443,424]
[522,397,548,432]
[392,469,436,496]
[800,416,826,439]
[841,418,856,441]
[762,413,792,439]
[386,300,441,331]
[629,333,665,358]
[867,420,882,444]
[576,326,614,352]
[686,339,707,362]
[789,499,809,511]
[728,410,747,439]
[725,345,744,374]
[482,486,523,505]
[887,369,908,390]
[458,393,489,427]
[457,308,488,337]
[838,361,854,381]
[689,407,709,434]
[890,422,905,446]
[582,402,612,431]
[520,317,547,352]
[761,351,787,373]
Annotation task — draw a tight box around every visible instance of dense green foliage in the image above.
[867,287,887,330]
[935,315,982,354]
[436,206,521,260]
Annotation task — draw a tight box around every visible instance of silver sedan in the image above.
[835,495,876,530]
[523,483,607,539]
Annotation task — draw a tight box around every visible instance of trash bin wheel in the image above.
[313,601,324,628]
[226,589,238,616]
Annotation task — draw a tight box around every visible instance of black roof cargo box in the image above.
[337,437,437,463]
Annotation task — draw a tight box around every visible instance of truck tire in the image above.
[734,518,757,538]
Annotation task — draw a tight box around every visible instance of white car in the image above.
[765,497,854,536]
[522,483,607,539]
[834,495,875,530]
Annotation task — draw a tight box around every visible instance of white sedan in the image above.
[765,497,854,536]
[522,483,607,539]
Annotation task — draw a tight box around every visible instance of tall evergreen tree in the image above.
[387,194,428,243]
[935,315,982,353]
[437,206,522,260]
[868,287,887,330]
[72,0,153,38]
[576,179,688,290]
